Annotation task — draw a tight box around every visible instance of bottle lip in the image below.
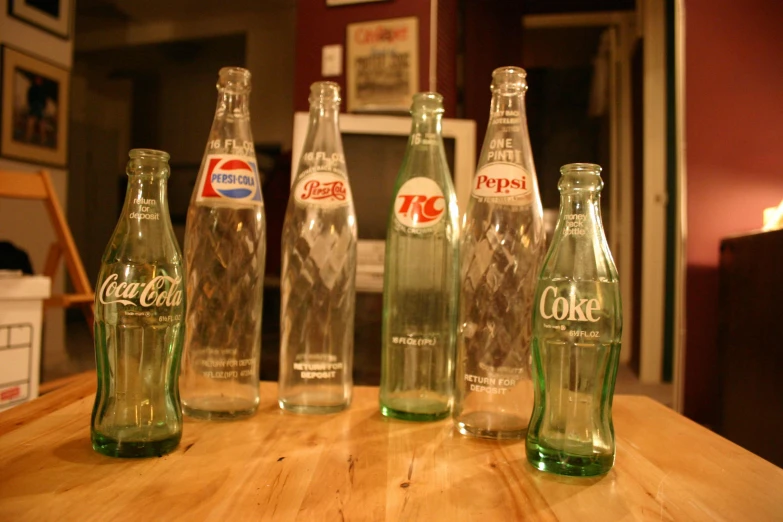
[560,162,602,175]
[411,92,445,114]
[309,81,341,105]
[217,67,251,93]
[129,148,170,161]
[491,66,528,93]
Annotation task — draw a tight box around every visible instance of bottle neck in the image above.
[410,111,443,142]
[122,174,169,224]
[208,89,254,157]
[478,90,534,172]
[297,101,346,177]
[557,190,603,236]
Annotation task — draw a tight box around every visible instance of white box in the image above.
[0,275,51,411]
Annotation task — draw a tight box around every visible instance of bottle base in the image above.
[526,443,613,477]
[91,432,180,458]
[380,403,450,422]
[278,400,349,415]
[182,396,258,421]
[455,411,528,440]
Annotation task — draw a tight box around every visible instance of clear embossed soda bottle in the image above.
[379,92,460,421]
[526,163,622,477]
[279,82,357,414]
[180,67,266,420]
[454,67,545,439]
[92,149,185,458]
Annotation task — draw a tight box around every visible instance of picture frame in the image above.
[1,46,70,167]
[8,0,73,39]
[346,16,419,113]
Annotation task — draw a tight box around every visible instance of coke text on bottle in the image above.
[526,163,622,477]
[91,149,185,458]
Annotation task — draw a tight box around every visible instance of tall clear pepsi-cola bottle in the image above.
[180,67,266,420]
[279,82,357,414]
[379,92,460,421]
[454,66,545,439]
[92,149,185,458]
[526,163,622,477]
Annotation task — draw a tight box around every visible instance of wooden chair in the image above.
[0,169,94,330]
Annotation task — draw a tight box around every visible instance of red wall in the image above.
[294,0,434,114]
[684,0,783,424]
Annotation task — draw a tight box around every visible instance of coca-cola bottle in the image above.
[279,81,357,414]
[92,149,185,458]
[454,66,545,439]
[379,92,459,421]
[527,163,622,477]
[180,67,266,420]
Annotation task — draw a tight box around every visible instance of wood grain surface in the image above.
[0,373,781,521]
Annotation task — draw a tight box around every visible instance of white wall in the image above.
[0,0,74,372]
[75,7,297,150]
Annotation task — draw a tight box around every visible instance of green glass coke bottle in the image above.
[526,163,622,476]
[379,92,460,421]
[92,149,185,458]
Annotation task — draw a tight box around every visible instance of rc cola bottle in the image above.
[454,67,545,439]
[180,67,266,420]
[526,163,622,477]
[92,149,185,458]
[379,92,460,421]
[279,82,357,414]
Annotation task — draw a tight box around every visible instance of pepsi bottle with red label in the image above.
[454,67,546,439]
[379,92,459,421]
[180,67,266,420]
[279,82,357,414]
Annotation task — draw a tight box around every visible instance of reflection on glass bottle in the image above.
[379,92,460,421]
[526,163,622,477]
[279,82,357,414]
[92,149,185,458]
[454,67,545,439]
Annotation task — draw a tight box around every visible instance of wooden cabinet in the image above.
[718,228,783,467]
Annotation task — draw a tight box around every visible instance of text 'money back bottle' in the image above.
[180,67,267,420]
[279,81,357,414]
[527,163,622,477]
[455,66,545,439]
[92,149,185,458]
[379,92,460,421]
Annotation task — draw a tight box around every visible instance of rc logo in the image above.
[197,154,263,206]
[394,177,445,229]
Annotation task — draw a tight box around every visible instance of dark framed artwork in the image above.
[8,0,73,38]
[0,46,70,167]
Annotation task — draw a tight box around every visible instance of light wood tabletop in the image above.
[1,372,781,521]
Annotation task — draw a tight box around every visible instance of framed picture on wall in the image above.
[346,17,419,113]
[1,46,70,167]
[8,0,73,39]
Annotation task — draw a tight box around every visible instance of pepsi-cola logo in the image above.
[197,154,263,206]
[294,172,351,208]
[394,177,446,229]
[471,163,531,202]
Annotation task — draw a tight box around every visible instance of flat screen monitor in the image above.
[291,112,476,292]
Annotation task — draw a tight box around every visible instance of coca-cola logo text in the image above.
[300,180,347,202]
[539,286,599,323]
[99,273,183,308]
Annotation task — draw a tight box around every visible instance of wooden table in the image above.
[1,373,781,521]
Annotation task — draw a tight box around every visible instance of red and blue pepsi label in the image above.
[196,154,263,206]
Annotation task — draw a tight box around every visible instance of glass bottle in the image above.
[454,66,545,439]
[92,149,185,458]
[180,67,266,420]
[379,92,460,421]
[279,81,357,414]
[526,163,622,477]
